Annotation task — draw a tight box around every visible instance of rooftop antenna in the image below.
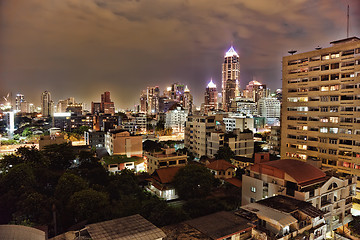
[347,4,349,38]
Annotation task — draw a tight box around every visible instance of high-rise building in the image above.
[165,106,188,133]
[147,86,160,114]
[204,79,217,114]
[243,80,268,102]
[140,90,147,113]
[41,91,54,117]
[15,94,25,111]
[222,46,240,111]
[183,85,193,114]
[281,37,360,188]
[57,97,75,113]
[101,91,115,115]
[257,97,281,118]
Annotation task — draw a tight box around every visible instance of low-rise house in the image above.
[206,159,236,179]
[241,195,326,240]
[84,130,105,148]
[242,159,356,232]
[51,214,166,240]
[102,155,145,173]
[185,211,255,240]
[147,167,182,201]
[144,148,187,174]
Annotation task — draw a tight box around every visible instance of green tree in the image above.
[173,164,216,200]
[155,120,165,131]
[68,189,110,222]
[55,172,88,204]
[22,127,32,137]
[42,143,75,170]
[215,145,235,162]
[183,198,226,218]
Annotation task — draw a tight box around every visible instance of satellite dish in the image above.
[315,46,322,50]
[288,50,297,55]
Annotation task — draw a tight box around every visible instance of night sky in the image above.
[1,0,360,109]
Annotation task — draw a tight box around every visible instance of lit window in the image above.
[330,117,339,123]
[320,127,328,133]
[251,187,256,193]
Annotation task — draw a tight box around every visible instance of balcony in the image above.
[321,199,332,207]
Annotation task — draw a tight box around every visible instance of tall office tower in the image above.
[243,80,268,102]
[183,85,193,114]
[147,86,160,114]
[15,94,25,111]
[101,91,115,115]
[222,46,240,111]
[41,91,54,117]
[204,79,218,114]
[281,37,360,184]
[57,98,75,113]
[257,97,281,118]
[140,90,147,113]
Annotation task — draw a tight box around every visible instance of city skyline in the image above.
[1,0,360,108]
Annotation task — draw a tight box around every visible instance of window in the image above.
[320,127,328,133]
[251,187,256,193]
[330,117,339,123]
[320,86,329,91]
[330,96,339,101]
[320,138,327,143]
[329,149,337,155]
[329,138,338,144]
[329,128,338,134]
[330,85,339,91]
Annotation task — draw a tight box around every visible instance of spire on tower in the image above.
[207,78,217,88]
[225,46,239,57]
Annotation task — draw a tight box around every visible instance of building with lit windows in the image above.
[165,106,187,133]
[222,46,240,112]
[204,79,218,114]
[41,91,54,117]
[258,97,281,118]
[281,37,360,195]
[243,80,268,102]
[242,159,356,232]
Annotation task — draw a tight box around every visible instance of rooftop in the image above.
[225,46,239,58]
[257,195,324,218]
[186,211,253,239]
[86,214,166,240]
[330,36,360,45]
[206,159,236,171]
[251,159,326,186]
[102,155,143,165]
[242,203,297,228]
[152,166,182,184]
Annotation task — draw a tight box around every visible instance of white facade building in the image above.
[258,97,281,118]
[165,106,188,133]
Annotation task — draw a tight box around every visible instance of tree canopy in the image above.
[173,164,216,200]
[215,145,235,162]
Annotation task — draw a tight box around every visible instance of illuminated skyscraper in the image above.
[204,79,218,114]
[41,91,54,117]
[183,85,193,114]
[222,46,240,111]
[15,94,25,111]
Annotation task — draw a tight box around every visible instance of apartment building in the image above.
[104,129,142,157]
[184,114,222,158]
[242,159,356,232]
[165,106,188,133]
[281,37,360,193]
[144,148,187,174]
[207,129,254,158]
[223,115,254,132]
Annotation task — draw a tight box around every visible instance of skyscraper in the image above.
[204,79,218,114]
[281,37,360,184]
[101,91,115,115]
[243,80,268,102]
[41,91,54,117]
[222,46,240,111]
[15,94,25,111]
[183,85,193,114]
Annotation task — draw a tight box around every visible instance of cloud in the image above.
[1,0,359,108]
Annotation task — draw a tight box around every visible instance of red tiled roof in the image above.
[206,159,236,171]
[152,166,182,184]
[225,177,242,188]
[253,159,326,186]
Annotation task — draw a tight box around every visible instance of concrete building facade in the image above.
[281,37,360,193]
